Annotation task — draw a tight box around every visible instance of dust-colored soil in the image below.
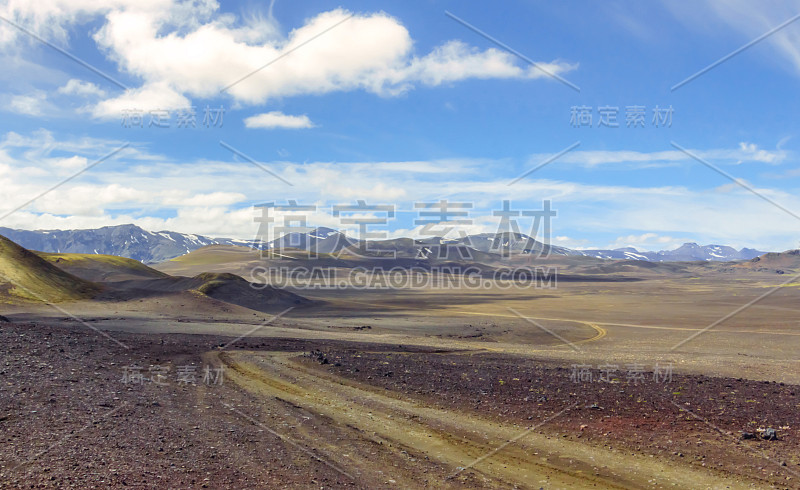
[221,349,782,488]
[5,318,796,488]
[299,348,800,487]
[2,262,800,487]
[0,321,359,488]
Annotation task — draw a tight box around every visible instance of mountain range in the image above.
[0,224,767,264]
[574,243,766,262]
[0,224,257,264]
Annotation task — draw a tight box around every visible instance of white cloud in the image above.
[382,40,575,91]
[244,111,315,129]
[162,191,246,207]
[532,143,787,168]
[1,130,798,251]
[552,235,591,249]
[0,129,156,163]
[9,91,47,116]
[92,81,191,118]
[607,233,683,251]
[737,142,782,164]
[49,155,88,170]
[0,0,220,46]
[0,2,576,114]
[58,79,107,98]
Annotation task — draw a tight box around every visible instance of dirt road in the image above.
[215,350,760,489]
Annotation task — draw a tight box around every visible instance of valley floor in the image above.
[2,272,800,488]
[1,319,798,488]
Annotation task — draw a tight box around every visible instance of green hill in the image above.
[0,235,100,303]
[37,252,168,282]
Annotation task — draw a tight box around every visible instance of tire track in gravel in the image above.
[212,350,758,489]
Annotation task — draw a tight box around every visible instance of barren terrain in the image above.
[2,242,800,488]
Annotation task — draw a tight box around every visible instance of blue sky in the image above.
[1,0,799,251]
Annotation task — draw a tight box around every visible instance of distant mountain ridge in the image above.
[0,224,258,264]
[575,242,765,262]
[0,224,768,264]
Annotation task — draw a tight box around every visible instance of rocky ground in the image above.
[0,321,363,488]
[301,348,800,488]
[2,319,799,488]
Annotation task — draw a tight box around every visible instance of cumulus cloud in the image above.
[92,81,191,117]
[244,111,315,130]
[0,2,576,117]
[91,7,574,108]
[57,79,107,98]
[398,40,573,87]
[8,91,47,116]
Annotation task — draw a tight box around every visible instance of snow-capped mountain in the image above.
[0,224,257,263]
[0,225,768,264]
[447,232,575,256]
[260,227,356,254]
[575,243,765,262]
